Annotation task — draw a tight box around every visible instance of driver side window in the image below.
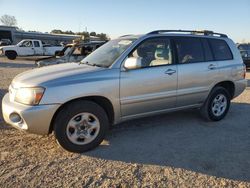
[22,41,33,47]
[129,38,172,68]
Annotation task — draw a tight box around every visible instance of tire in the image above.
[200,86,231,121]
[54,100,109,153]
[5,51,17,60]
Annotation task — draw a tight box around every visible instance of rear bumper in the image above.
[2,93,60,135]
[234,79,247,98]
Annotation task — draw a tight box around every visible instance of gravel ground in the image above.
[0,57,250,187]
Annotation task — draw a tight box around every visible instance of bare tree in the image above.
[0,14,17,26]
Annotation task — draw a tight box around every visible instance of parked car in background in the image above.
[0,39,12,46]
[238,43,250,68]
[2,30,246,153]
[36,41,106,67]
[0,39,63,60]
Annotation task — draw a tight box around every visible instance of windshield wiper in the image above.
[89,63,104,67]
[79,61,106,68]
[79,61,90,65]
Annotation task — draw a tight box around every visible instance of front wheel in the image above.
[200,86,231,121]
[54,100,109,153]
[5,51,17,60]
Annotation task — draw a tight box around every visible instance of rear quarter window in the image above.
[209,39,233,61]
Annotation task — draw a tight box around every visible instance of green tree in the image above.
[51,29,63,34]
[64,30,74,35]
[51,29,109,41]
[90,32,96,36]
[97,33,109,41]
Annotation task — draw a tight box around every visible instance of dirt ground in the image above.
[0,57,249,187]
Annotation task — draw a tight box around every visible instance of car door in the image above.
[33,41,43,55]
[174,37,219,107]
[120,37,177,118]
[19,40,35,56]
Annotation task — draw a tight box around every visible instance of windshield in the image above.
[17,40,25,46]
[80,38,136,67]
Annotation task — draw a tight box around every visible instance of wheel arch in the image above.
[49,96,115,134]
[212,80,235,99]
[5,50,17,60]
[5,50,17,55]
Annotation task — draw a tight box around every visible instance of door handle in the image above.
[208,64,216,70]
[165,69,176,75]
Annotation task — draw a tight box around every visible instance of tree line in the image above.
[0,14,109,41]
[51,29,109,41]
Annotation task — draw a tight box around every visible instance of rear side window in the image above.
[174,37,204,63]
[34,41,40,47]
[209,39,233,61]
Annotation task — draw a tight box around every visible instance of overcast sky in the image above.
[0,0,250,42]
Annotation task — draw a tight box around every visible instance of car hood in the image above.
[1,45,16,49]
[12,63,103,88]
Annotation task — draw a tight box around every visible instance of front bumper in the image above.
[2,93,60,135]
[0,49,4,56]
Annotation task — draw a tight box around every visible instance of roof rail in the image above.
[147,30,228,38]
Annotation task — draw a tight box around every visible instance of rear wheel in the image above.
[54,100,109,153]
[5,51,17,60]
[200,86,231,121]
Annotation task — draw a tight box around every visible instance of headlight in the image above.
[14,87,45,105]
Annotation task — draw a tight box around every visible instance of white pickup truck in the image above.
[0,39,64,60]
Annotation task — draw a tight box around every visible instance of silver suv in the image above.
[2,30,247,153]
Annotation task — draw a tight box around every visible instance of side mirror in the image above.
[124,57,142,70]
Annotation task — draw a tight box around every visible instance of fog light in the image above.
[9,113,22,123]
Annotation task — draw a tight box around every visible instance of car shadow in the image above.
[0,62,35,68]
[85,102,250,182]
[0,88,7,99]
